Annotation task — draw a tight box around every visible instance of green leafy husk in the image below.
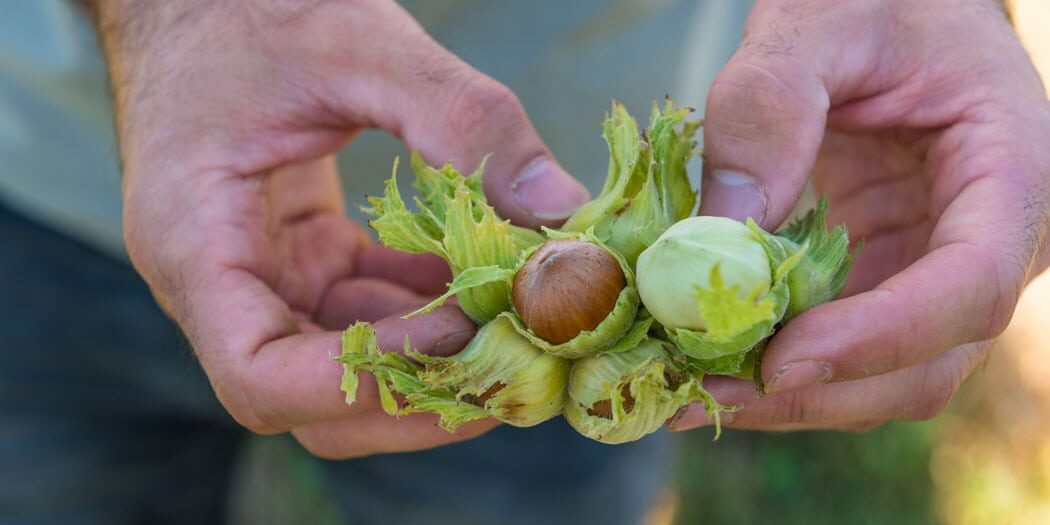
[336,322,475,423]
[335,316,570,432]
[564,338,725,444]
[561,99,701,267]
[363,154,543,324]
[636,216,804,375]
[662,201,854,376]
[403,266,515,319]
[771,198,859,319]
[667,243,802,375]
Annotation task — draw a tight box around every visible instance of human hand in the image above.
[87,0,588,457]
[674,0,1050,432]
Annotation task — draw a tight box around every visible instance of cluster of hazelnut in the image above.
[336,101,853,444]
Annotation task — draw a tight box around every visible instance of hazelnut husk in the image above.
[511,240,627,344]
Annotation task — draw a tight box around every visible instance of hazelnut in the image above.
[512,240,626,344]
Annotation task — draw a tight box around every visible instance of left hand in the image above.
[673,0,1050,432]
[89,0,588,457]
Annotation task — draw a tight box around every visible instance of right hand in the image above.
[87,0,589,458]
[676,0,1050,433]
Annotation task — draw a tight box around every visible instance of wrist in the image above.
[84,0,228,167]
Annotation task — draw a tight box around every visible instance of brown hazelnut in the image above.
[511,240,626,344]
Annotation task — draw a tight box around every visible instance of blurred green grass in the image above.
[672,423,936,525]
[228,435,344,525]
[230,421,937,525]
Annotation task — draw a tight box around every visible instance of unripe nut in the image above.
[511,240,626,344]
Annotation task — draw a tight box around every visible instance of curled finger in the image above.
[291,411,498,460]
[670,342,989,432]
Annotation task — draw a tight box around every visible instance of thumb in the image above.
[379,44,589,229]
[697,38,830,229]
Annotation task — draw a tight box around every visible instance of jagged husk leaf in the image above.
[603,315,655,354]
[505,230,641,358]
[564,338,724,444]
[335,322,467,419]
[363,153,542,324]
[403,266,515,319]
[667,267,786,356]
[562,100,700,267]
[689,342,763,382]
[772,197,858,319]
[337,323,372,405]
[685,350,751,377]
[335,317,569,431]
[408,315,570,428]
[362,159,447,257]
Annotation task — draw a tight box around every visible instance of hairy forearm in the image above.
[77,0,136,128]
[77,0,231,171]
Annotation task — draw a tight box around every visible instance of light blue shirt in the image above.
[0,0,752,259]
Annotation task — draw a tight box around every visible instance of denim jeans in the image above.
[0,200,673,525]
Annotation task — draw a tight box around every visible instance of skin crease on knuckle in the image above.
[212,372,287,436]
[707,62,826,141]
[903,344,989,422]
[292,426,362,461]
[770,389,824,426]
[898,362,956,422]
[447,77,512,139]
[442,75,529,156]
[291,425,356,460]
[234,342,337,436]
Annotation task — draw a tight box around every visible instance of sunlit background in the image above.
[227,2,1050,523]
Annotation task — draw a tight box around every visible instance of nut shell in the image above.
[512,240,626,344]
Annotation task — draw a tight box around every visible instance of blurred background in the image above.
[224,1,1050,524]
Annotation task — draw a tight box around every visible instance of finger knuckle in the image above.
[293,428,367,460]
[214,373,285,435]
[444,76,525,140]
[770,391,820,425]
[984,290,1018,341]
[906,391,953,422]
[861,289,917,374]
[902,365,961,422]
[707,59,826,123]
[296,436,347,460]
[228,403,283,435]
[985,261,1025,341]
[961,173,1040,341]
[238,416,282,435]
[220,403,278,435]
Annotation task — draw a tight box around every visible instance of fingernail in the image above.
[432,329,476,356]
[765,360,833,394]
[698,170,767,224]
[513,157,590,222]
[667,404,736,432]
